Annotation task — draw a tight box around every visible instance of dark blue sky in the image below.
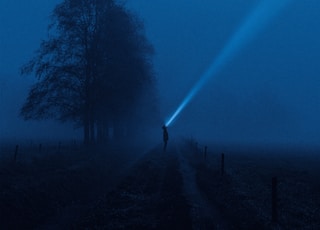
[1,0,320,145]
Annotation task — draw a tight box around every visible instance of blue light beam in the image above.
[165,0,291,127]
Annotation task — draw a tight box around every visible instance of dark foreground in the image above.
[1,140,320,229]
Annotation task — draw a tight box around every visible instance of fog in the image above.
[1,0,320,147]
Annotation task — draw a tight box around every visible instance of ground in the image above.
[0,139,320,229]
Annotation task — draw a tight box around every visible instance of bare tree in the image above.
[21,0,158,145]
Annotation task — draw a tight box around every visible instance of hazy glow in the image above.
[165,0,290,127]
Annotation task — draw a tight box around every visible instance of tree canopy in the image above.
[21,0,159,144]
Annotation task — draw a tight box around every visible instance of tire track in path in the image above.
[176,142,229,229]
[75,145,193,229]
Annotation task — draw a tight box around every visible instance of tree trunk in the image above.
[90,113,95,144]
[97,119,103,143]
[83,97,90,146]
[97,117,108,143]
[84,117,90,145]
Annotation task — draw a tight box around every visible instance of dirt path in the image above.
[176,143,229,229]
[75,141,229,229]
[75,145,191,229]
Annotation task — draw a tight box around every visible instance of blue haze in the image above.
[1,0,320,146]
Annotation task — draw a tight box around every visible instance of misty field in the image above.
[0,140,319,229]
[0,141,145,229]
[192,143,320,229]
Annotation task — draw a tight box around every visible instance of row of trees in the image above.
[21,0,159,144]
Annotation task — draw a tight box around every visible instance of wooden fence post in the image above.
[195,142,198,154]
[204,146,207,160]
[272,177,278,222]
[221,153,225,176]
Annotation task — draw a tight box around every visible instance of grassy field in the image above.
[189,142,320,229]
[1,139,319,229]
[0,140,145,229]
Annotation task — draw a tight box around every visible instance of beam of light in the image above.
[165,0,291,127]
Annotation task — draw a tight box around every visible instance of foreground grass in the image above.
[185,141,320,229]
[0,142,141,229]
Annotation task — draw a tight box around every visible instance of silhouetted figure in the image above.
[162,125,169,151]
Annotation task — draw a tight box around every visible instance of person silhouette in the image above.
[162,125,169,152]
